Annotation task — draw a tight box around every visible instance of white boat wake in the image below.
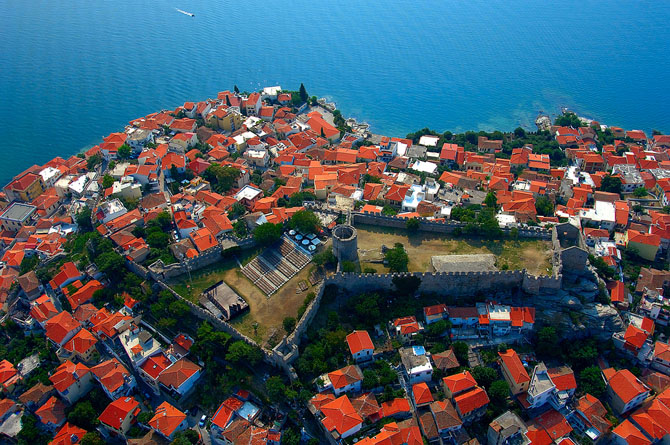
[175,8,195,17]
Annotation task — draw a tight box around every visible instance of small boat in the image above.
[175,8,195,17]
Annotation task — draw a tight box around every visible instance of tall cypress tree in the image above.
[299,83,308,103]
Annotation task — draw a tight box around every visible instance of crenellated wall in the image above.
[148,245,223,280]
[352,211,552,239]
[277,266,562,369]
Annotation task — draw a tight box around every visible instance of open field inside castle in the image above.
[355,224,553,276]
[169,242,327,346]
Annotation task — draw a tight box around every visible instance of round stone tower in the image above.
[332,224,358,263]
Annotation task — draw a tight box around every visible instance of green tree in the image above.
[86,153,102,170]
[489,380,510,404]
[76,207,93,232]
[253,223,283,246]
[117,144,132,160]
[385,243,409,272]
[472,366,498,389]
[633,187,647,198]
[381,205,397,216]
[535,195,554,217]
[283,317,296,333]
[17,414,49,445]
[171,430,199,445]
[281,427,301,445]
[484,191,498,209]
[94,251,125,277]
[600,175,622,195]
[80,432,106,445]
[147,211,173,231]
[554,111,582,128]
[226,340,262,365]
[299,83,308,103]
[579,366,606,398]
[67,400,100,430]
[313,247,337,267]
[406,218,420,233]
[289,210,320,234]
[452,342,469,364]
[341,261,356,272]
[233,220,248,237]
[265,376,286,403]
[202,164,241,193]
[589,254,615,280]
[426,320,449,338]
[392,275,421,295]
[514,127,526,138]
[229,202,246,219]
[102,174,114,189]
[137,410,153,425]
[146,231,170,249]
[536,326,558,357]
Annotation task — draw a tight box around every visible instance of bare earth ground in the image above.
[355,224,552,276]
[169,243,325,346]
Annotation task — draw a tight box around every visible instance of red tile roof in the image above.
[454,387,489,415]
[381,397,411,417]
[328,365,362,390]
[149,401,186,438]
[35,395,65,426]
[499,349,530,385]
[612,419,651,445]
[443,371,477,395]
[51,422,87,445]
[157,358,201,390]
[575,393,612,434]
[608,369,648,404]
[624,325,649,350]
[346,330,374,355]
[45,311,80,345]
[48,261,81,290]
[91,358,132,394]
[140,353,173,380]
[412,382,434,406]
[30,295,58,323]
[547,366,577,392]
[49,360,90,393]
[631,399,670,440]
[533,408,572,441]
[62,328,98,355]
[98,396,140,430]
[320,395,363,436]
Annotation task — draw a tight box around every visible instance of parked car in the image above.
[199,415,207,427]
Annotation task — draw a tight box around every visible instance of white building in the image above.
[39,167,63,188]
[400,346,433,384]
[579,200,616,231]
[410,160,438,176]
[96,199,128,224]
[243,148,270,168]
[112,177,142,200]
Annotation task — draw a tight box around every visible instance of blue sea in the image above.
[1,0,669,185]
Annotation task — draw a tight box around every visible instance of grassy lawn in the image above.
[168,244,321,347]
[356,224,553,276]
[168,246,262,302]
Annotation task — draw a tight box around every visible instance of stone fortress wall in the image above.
[126,210,569,380]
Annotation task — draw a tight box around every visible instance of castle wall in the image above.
[352,212,552,239]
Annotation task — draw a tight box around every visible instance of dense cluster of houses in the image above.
[1,84,670,443]
[0,266,284,444]
[304,299,670,444]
